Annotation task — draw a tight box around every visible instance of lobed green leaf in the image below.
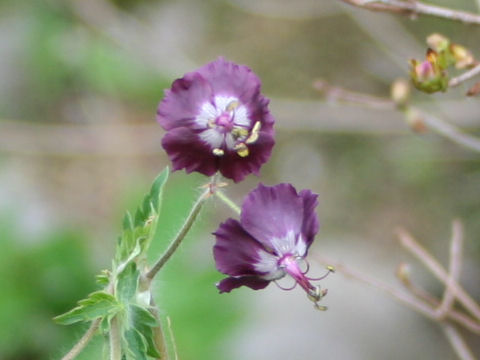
[54,291,120,325]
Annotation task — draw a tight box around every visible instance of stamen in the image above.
[274,279,297,291]
[314,304,328,311]
[226,100,239,112]
[231,127,249,139]
[246,121,261,144]
[212,148,225,156]
[306,265,335,281]
[234,142,249,157]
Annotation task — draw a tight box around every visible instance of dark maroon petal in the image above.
[157,72,213,131]
[197,57,261,106]
[240,183,305,251]
[299,189,320,249]
[245,95,275,128]
[216,276,270,293]
[162,127,218,176]
[213,218,267,277]
[219,129,275,183]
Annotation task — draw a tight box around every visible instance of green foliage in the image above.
[116,167,169,265]
[54,291,121,325]
[0,222,96,360]
[55,168,169,359]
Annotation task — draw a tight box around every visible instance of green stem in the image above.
[215,190,241,216]
[145,188,210,280]
[61,318,101,360]
[109,315,122,360]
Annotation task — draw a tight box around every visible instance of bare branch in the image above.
[397,229,480,321]
[441,324,477,360]
[435,220,463,319]
[339,0,480,25]
[449,64,480,88]
[316,255,480,334]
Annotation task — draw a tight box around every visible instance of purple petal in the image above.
[157,72,213,130]
[217,276,270,293]
[161,127,218,176]
[197,57,261,106]
[299,189,319,249]
[213,219,267,277]
[219,129,275,183]
[240,183,306,250]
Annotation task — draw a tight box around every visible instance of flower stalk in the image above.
[145,187,211,281]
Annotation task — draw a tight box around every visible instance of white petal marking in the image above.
[233,106,250,127]
[254,250,284,280]
[199,128,224,148]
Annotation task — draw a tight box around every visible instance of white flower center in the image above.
[253,231,307,280]
[194,96,258,157]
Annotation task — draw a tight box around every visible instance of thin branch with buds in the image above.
[314,80,480,153]
[339,0,480,25]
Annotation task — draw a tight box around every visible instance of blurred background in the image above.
[0,0,479,359]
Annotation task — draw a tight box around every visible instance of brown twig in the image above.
[442,324,477,360]
[449,64,480,88]
[339,0,480,25]
[314,81,480,153]
[316,255,480,334]
[397,228,480,322]
[435,220,463,319]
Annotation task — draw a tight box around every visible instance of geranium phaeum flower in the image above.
[157,57,275,183]
[213,183,331,308]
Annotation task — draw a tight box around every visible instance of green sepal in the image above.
[54,291,120,325]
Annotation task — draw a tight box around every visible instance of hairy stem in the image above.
[109,315,122,360]
[146,188,210,280]
[61,318,101,360]
[215,190,241,215]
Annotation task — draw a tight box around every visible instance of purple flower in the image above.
[213,183,331,308]
[157,57,275,183]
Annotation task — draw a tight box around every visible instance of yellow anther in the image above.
[231,127,249,139]
[246,132,259,144]
[246,121,261,144]
[234,143,249,157]
[226,100,239,112]
[326,265,335,273]
[212,148,224,156]
[252,121,261,133]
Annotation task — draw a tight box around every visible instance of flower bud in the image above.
[390,78,410,107]
[405,108,427,133]
[450,43,475,69]
[409,50,449,93]
[426,33,449,53]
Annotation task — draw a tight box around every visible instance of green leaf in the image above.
[124,328,148,360]
[123,211,134,231]
[116,262,139,304]
[54,291,120,325]
[134,167,169,227]
[128,304,158,328]
[128,304,161,358]
[116,167,169,263]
